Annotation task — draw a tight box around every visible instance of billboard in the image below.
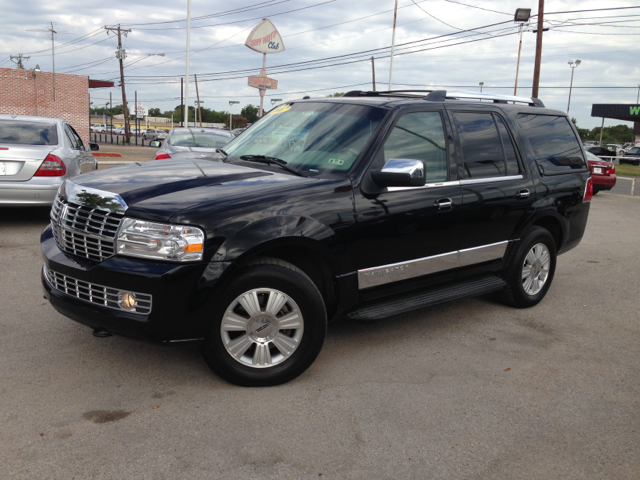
[248,75,278,90]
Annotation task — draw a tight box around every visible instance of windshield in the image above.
[223,102,387,175]
[627,147,640,154]
[169,133,231,148]
[0,120,58,145]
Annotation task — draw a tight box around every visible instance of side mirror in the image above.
[149,141,161,148]
[371,159,426,187]
[89,142,100,151]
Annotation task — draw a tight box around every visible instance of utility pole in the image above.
[195,74,202,128]
[514,23,524,95]
[532,0,544,99]
[388,0,398,90]
[371,56,376,92]
[49,22,57,101]
[10,54,30,69]
[105,25,132,143]
[180,78,184,127]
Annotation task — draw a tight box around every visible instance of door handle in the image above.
[516,189,530,199]
[435,198,453,210]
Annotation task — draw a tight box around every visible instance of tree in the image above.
[148,107,162,117]
[327,92,344,97]
[241,105,259,123]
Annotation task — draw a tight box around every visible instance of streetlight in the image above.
[567,60,581,115]
[479,82,484,93]
[271,98,282,106]
[104,102,109,134]
[513,8,531,95]
[229,100,239,131]
[636,84,639,105]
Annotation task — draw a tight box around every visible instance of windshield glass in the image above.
[223,102,387,175]
[0,120,58,145]
[627,147,640,154]
[169,133,231,148]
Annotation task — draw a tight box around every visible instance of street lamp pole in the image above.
[184,0,191,126]
[636,84,639,104]
[513,8,531,95]
[271,98,282,106]
[567,60,581,116]
[479,82,484,93]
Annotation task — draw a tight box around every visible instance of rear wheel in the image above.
[200,258,327,386]
[497,227,557,308]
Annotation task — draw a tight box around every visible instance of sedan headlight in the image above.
[116,218,205,262]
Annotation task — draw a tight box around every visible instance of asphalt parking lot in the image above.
[1,194,639,479]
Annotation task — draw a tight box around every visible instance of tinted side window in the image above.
[383,111,447,183]
[452,112,505,178]
[67,125,84,149]
[495,115,520,175]
[517,114,586,174]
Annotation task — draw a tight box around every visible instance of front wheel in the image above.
[497,227,557,308]
[200,258,327,386]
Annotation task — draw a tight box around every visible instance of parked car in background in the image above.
[605,144,623,155]
[151,127,233,160]
[231,127,247,137]
[0,115,98,206]
[585,150,616,194]
[587,146,617,159]
[619,146,640,165]
[583,141,598,147]
[143,129,168,141]
[112,127,125,134]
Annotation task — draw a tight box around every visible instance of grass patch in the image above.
[616,163,640,177]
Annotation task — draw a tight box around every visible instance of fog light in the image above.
[119,292,136,309]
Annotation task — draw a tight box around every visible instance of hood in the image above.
[70,158,316,222]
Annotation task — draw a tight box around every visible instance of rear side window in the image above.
[517,114,586,174]
[0,120,58,145]
[453,112,520,179]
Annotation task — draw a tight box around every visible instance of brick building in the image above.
[0,67,90,144]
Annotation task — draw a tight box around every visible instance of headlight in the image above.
[116,218,205,262]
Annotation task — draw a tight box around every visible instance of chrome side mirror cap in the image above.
[371,159,426,187]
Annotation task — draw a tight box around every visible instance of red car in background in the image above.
[585,150,616,194]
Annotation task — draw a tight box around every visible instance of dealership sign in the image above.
[245,19,285,54]
[248,75,278,90]
[135,103,148,119]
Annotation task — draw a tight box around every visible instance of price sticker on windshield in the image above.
[268,105,291,115]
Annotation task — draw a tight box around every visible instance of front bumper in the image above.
[41,225,232,342]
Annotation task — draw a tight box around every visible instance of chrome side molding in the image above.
[358,241,509,289]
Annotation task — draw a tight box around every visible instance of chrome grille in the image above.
[50,196,124,262]
[43,265,152,315]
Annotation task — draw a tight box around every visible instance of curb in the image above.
[92,152,123,157]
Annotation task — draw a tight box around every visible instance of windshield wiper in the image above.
[217,148,228,157]
[239,155,306,177]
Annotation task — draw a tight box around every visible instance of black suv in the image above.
[41,90,592,386]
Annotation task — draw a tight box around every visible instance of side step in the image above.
[348,276,506,321]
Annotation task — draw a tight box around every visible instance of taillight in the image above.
[34,154,66,177]
[584,177,593,202]
[607,164,615,174]
[155,152,171,160]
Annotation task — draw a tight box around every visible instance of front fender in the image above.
[212,215,349,272]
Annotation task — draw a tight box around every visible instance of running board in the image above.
[348,276,506,321]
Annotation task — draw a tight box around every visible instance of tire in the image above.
[593,187,600,195]
[497,227,557,308]
[200,258,327,387]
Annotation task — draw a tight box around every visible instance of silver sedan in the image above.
[0,115,97,206]
[151,127,233,160]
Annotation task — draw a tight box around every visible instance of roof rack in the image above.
[342,89,544,107]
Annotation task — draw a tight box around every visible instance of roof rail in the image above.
[342,89,544,107]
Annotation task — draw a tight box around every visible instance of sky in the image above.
[1,0,639,129]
